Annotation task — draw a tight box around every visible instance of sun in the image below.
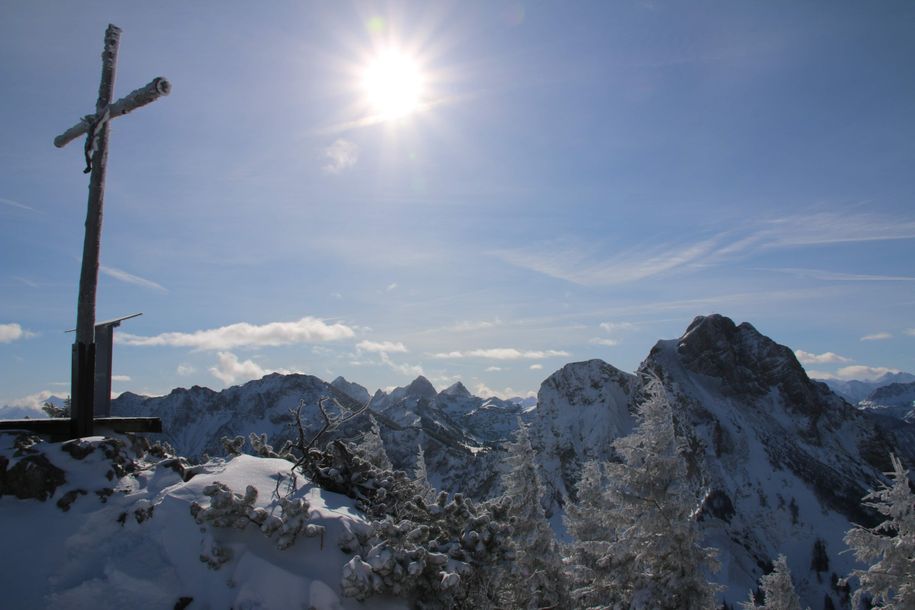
[361,49,424,120]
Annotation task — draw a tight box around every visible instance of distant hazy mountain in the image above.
[819,371,915,404]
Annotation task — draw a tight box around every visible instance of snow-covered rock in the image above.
[530,359,636,509]
[0,433,408,610]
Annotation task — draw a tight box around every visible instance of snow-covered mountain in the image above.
[530,359,636,509]
[857,381,915,423]
[527,314,915,608]
[105,313,915,608]
[111,373,525,498]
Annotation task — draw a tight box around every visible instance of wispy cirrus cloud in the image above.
[764,268,915,282]
[794,349,851,365]
[120,317,355,350]
[493,211,915,286]
[0,196,37,212]
[860,332,892,341]
[758,212,915,247]
[492,235,731,286]
[431,348,570,360]
[101,265,167,292]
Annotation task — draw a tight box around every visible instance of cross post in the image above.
[54,24,170,439]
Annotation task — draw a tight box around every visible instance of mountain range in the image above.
[108,313,914,608]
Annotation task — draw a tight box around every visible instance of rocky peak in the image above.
[330,376,371,406]
[675,314,821,409]
[440,381,471,398]
[405,376,437,400]
[867,380,915,401]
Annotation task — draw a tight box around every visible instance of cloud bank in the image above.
[120,317,354,350]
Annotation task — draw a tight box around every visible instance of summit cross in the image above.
[54,24,171,438]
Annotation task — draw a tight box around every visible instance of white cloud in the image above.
[590,338,620,347]
[111,375,131,382]
[860,332,892,341]
[431,348,570,360]
[120,316,355,350]
[0,323,34,343]
[176,364,195,376]
[100,265,167,292]
[905,329,915,337]
[794,350,851,365]
[812,365,902,381]
[529,364,543,370]
[323,139,359,174]
[472,382,535,400]
[356,340,408,354]
[448,319,502,332]
[0,390,62,419]
[379,352,424,378]
[209,352,267,385]
[599,321,635,333]
[385,283,398,292]
[485,366,503,372]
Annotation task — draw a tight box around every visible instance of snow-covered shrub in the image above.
[843,453,915,609]
[247,432,296,461]
[296,440,513,608]
[221,435,245,457]
[190,481,325,559]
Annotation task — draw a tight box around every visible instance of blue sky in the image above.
[2,1,914,411]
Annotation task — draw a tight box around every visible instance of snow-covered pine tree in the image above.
[741,555,805,610]
[414,444,434,501]
[563,460,616,607]
[501,422,569,609]
[843,453,915,609]
[357,416,393,471]
[600,376,721,609]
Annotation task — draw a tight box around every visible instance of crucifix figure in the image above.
[54,24,170,439]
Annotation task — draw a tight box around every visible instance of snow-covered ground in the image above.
[0,434,407,610]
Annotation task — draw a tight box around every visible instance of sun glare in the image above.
[362,49,424,120]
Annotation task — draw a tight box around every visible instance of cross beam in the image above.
[53,24,169,439]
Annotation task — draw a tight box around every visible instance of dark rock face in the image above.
[0,453,66,501]
[677,314,841,419]
[699,489,736,523]
[404,376,437,401]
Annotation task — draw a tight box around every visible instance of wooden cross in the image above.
[54,24,170,439]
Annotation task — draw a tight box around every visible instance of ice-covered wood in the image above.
[53,77,171,148]
[50,23,170,439]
